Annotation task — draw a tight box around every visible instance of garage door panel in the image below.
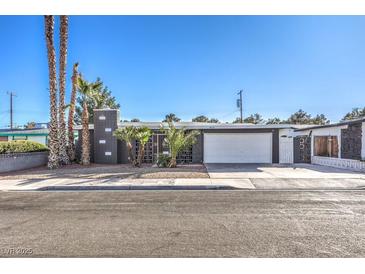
[204,133,272,163]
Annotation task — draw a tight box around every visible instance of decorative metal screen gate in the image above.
[134,133,193,164]
[294,135,311,163]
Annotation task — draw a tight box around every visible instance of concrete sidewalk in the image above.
[1,177,365,191]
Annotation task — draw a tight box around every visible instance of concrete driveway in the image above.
[205,163,365,179]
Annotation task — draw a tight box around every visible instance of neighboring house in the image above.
[0,128,79,146]
[0,128,49,145]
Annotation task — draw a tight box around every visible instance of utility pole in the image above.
[237,90,243,123]
[7,91,16,129]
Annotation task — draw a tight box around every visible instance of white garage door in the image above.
[204,133,272,163]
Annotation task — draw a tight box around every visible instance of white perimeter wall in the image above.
[279,129,294,164]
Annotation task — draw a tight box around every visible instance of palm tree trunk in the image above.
[44,15,59,169]
[81,101,90,165]
[169,150,177,168]
[127,142,135,165]
[136,145,145,167]
[58,15,70,165]
[67,62,79,162]
[169,157,177,168]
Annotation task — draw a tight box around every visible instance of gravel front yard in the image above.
[0,163,209,180]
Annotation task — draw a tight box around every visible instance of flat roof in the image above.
[0,128,49,136]
[116,122,311,130]
[2,122,315,133]
[295,117,365,132]
[0,128,80,136]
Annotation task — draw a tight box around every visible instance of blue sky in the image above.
[0,16,364,127]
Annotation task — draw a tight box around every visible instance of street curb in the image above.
[7,186,365,192]
[35,185,240,191]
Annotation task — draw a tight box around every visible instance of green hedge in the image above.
[0,140,49,154]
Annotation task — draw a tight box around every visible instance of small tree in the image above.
[161,122,199,168]
[244,113,264,124]
[113,126,151,167]
[192,115,220,123]
[342,107,365,121]
[266,117,282,125]
[113,126,137,165]
[24,121,36,129]
[232,117,243,124]
[134,127,152,167]
[286,109,312,124]
[311,114,330,125]
[209,118,220,123]
[163,113,181,122]
[192,115,209,122]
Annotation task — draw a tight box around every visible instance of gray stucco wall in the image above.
[93,109,120,164]
[117,140,130,164]
[192,132,203,163]
[341,122,362,160]
[272,129,279,164]
[0,152,48,173]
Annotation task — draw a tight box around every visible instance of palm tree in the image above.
[58,15,70,165]
[67,62,79,161]
[161,122,199,168]
[74,78,120,124]
[77,76,103,165]
[44,15,59,169]
[134,127,152,167]
[113,126,137,165]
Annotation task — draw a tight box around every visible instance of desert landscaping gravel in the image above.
[0,163,209,180]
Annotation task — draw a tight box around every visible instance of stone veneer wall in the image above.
[341,122,362,160]
[312,156,365,172]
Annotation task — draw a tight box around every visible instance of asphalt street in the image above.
[0,190,365,257]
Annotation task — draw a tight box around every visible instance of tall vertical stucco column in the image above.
[93,109,120,164]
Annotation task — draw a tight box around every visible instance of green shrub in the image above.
[0,140,49,154]
[156,154,171,168]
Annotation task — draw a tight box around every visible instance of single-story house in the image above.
[0,127,79,146]
[84,109,365,171]
[81,109,312,166]
[0,128,50,145]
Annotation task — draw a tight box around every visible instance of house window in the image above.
[314,136,339,158]
[13,136,27,141]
